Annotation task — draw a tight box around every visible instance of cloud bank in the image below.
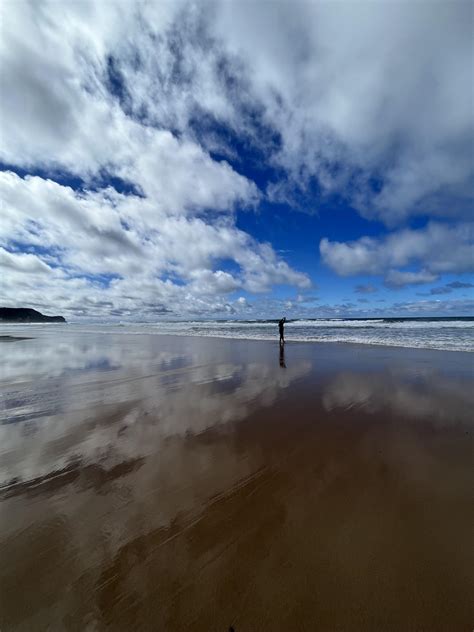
[321,223,474,288]
[0,1,472,317]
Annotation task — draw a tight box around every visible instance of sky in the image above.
[0,0,473,321]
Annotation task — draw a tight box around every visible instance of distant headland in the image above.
[0,308,66,323]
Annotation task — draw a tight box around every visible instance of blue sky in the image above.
[0,1,473,320]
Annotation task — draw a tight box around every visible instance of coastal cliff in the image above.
[0,308,66,323]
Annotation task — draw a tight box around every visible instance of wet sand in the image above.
[0,331,473,631]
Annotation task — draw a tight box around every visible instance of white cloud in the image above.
[0,248,53,275]
[215,1,473,223]
[320,222,474,287]
[0,1,311,318]
[384,269,438,289]
[0,1,471,315]
[1,1,471,222]
[0,170,309,317]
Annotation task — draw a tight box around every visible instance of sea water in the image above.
[2,317,473,352]
[143,317,474,352]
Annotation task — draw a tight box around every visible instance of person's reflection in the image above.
[279,343,286,368]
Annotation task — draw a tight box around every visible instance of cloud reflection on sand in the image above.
[322,368,474,425]
[0,334,311,630]
[0,333,310,487]
[0,334,473,631]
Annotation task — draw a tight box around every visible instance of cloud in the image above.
[1,1,472,223]
[446,281,474,290]
[416,280,474,296]
[215,1,473,223]
[384,269,438,289]
[0,170,310,317]
[312,297,474,317]
[0,1,471,317]
[0,247,53,275]
[0,0,313,321]
[354,284,377,294]
[419,286,452,296]
[320,222,474,287]
[390,298,474,315]
[295,294,319,304]
[236,296,250,309]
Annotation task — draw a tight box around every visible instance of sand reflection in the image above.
[0,335,310,488]
[323,368,474,425]
[0,333,313,629]
[0,334,472,631]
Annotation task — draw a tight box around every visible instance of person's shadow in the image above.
[279,342,286,368]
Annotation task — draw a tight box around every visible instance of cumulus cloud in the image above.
[320,222,474,287]
[0,1,315,318]
[0,169,309,318]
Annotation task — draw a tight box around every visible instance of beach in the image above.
[0,328,473,631]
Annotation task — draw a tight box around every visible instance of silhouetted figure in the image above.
[279,343,286,368]
[278,317,286,345]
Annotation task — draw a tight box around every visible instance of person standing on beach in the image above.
[278,317,286,345]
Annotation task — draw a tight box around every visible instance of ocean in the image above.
[2,317,473,352]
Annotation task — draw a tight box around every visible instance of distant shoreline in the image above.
[0,307,66,323]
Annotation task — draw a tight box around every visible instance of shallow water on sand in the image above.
[0,330,473,630]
